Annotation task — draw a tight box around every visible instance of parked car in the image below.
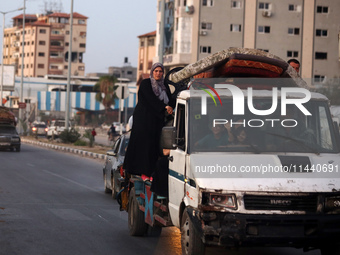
[103,133,130,198]
[47,120,71,139]
[31,122,48,136]
[0,124,21,152]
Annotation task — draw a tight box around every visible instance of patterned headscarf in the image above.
[150,63,169,104]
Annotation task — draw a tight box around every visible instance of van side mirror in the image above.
[161,126,177,149]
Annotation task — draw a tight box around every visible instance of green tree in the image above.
[93,76,118,113]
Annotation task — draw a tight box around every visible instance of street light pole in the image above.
[65,0,74,130]
[0,7,24,107]
[19,0,26,134]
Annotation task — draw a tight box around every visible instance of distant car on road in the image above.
[47,120,71,139]
[31,122,48,136]
[0,125,21,152]
[103,132,130,198]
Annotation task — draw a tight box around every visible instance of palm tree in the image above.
[93,75,118,113]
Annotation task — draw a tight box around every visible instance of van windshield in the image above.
[188,97,339,154]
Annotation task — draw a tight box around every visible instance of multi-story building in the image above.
[2,12,88,77]
[137,30,157,83]
[156,0,340,83]
[109,57,137,82]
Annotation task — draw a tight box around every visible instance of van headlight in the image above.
[325,196,340,212]
[203,193,237,209]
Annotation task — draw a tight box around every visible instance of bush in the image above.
[74,140,88,146]
[59,128,81,143]
[83,129,94,147]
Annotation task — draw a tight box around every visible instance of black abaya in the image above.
[123,78,175,177]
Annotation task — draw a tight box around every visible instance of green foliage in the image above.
[59,128,81,143]
[74,140,88,146]
[83,129,94,147]
[19,119,28,136]
[93,75,118,111]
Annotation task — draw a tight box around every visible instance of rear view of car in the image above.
[0,125,21,152]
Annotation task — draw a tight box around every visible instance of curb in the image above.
[21,139,107,160]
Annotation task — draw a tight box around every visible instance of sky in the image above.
[0,0,157,74]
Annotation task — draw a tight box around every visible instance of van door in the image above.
[168,101,186,228]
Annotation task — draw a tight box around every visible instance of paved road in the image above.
[0,144,321,255]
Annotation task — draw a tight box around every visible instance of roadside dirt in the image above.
[23,136,111,155]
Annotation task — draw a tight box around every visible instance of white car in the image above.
[47,120,71,139]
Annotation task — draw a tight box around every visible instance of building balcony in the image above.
[51,24,66,29]
[49,57,64,63]
[48,70,63,75]
[51,35,64,41]
[162,53,192,66]
[50,45,64,51]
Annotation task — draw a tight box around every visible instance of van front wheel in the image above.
[181,208,205,255]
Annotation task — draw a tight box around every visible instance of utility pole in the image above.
[65,0,74,130]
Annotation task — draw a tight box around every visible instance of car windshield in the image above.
[188,97,339,154]
[0,126,17,134]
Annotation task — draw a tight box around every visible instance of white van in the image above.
[161,78,340,254]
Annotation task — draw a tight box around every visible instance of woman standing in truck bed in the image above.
[123,63,175,180]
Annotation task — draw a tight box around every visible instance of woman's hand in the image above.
[165,106,173,115]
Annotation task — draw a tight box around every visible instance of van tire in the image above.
[128,187,147,236]
[181,208,205,255]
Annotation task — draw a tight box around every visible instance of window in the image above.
[288,28,300,35]
[315,52,327,60]
[50,65,58,70]
[65,42,69,46]
[32,41,34,45]
[288,4,300,11]
[314,75,325,83]
[202,0,213,7]
[79,43,86,48]
[51,41,61,46]
[230,24,241,32]
[50,52,59,57]
[80,32,86,38]
[201,22,212,30]
[51,30,60,35]
[39,41,46,45]
[38,52,45,57]
[60,18,69,24]
[78,66,85,71]
[64,65,68,70]
[231,1,241,8]
[78,19,85,24]
[287,51,299,58]
[148,38,155,46]
[316,29,328,37]
[39,29,46,34]
[200,46,211,53]
[316,6,328,13]
[37,64,44,68]
[66,31,70,35]
[176,103,186,150]
[258,26,270,33]
[259,2,270,10]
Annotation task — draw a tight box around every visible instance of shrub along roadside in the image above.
[59,128,81,143]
